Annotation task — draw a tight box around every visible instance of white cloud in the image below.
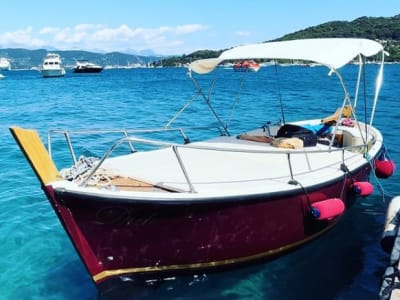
[0,23,209,54]
[74,24,103,31]
[175,24,208,35]
[235,31,252,37]
[0,27,46,48]
[39,26,60,35]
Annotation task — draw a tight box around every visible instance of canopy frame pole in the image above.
[164,93,199,128]
[369,50,385,130]
[225,71,249,129]
[189,71,230,136]
[328,68,362,148]
[274,61,286,124]
[329,66,368,151]
[353,55,363,109]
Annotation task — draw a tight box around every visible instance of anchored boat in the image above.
[233,59,261,72]
[0,57,11,70]
[40,53,66,78]
[73,60,103,73]
[10,38,394,292]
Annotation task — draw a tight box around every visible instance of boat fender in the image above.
[381,196,400,253]
[311,198,345,221]
[352,181,374,197]
[375,159,396,179]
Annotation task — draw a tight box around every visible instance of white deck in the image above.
[102,135,373,194]
[51,123,382,200]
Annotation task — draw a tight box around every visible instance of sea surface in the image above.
[1,64,399,300]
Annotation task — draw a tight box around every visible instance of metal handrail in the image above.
[47,127,376,193]
[78,134,374,192]
[47,126,221,160]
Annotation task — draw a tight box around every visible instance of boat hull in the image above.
[42,164,371,288]
[40,69,66,78]
[233,66,260,72]
[73,67,103,73]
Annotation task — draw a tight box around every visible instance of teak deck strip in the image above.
[102,176,171,192]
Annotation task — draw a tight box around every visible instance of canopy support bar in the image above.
[189,73,230,136]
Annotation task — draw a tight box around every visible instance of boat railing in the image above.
[47,127,375,192]
[47,126,224,164]
[52,132,372,193]
[92,136,371,192]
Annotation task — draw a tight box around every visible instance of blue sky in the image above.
[1,0,399,55]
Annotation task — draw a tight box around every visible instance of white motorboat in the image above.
[0,57,11,71]
[10,38,395,291]
[40,53,66,78]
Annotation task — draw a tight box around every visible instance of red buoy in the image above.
[375,159,396,179]
[353,181,374,196]
[311,198,345,221]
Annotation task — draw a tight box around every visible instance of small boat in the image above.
[0,57,11,71]
[0,73,4,80]
[233,59,261,72]
[73,60,103,73]
[40,53,66,78]
[10,38,394,292]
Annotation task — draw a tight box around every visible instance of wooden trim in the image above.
[10,127,59,185]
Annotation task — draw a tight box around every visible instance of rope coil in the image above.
[60,156,113,187]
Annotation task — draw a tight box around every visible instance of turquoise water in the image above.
[1,65,400,299]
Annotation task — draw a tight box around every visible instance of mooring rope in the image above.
[60,156,113,187]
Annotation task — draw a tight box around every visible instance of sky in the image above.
[1,0,399,56]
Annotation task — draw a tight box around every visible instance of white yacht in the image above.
[0,57,11,71]
[40,53,66,77]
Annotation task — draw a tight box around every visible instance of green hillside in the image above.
[160,14,400,66]
[276,14,400,60]
[0,48,160,70]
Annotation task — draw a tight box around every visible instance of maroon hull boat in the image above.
[10,38,394,292]
[45,170,369,282]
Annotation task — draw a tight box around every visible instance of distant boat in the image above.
[233,60,261,72]
[73,60,103,73]
[220,62,234,69]
[0,73,5,80]
[40,53,66,78]
[0,57,11,71]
